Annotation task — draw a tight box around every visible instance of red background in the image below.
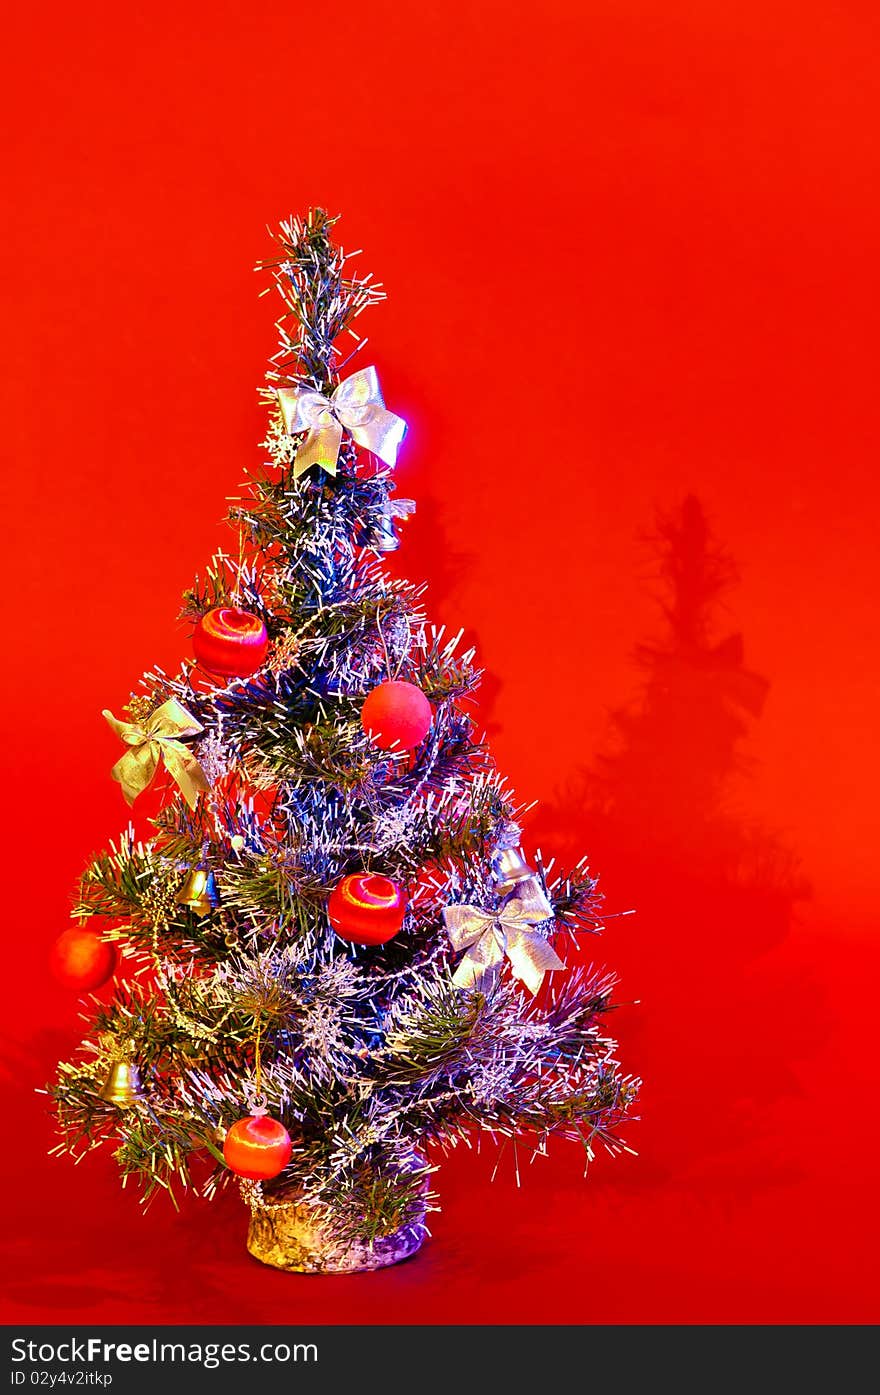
[1,1,877,1324]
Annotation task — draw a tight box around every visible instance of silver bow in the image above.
[277,366,406,478]
[443,883,564,996]
[386,497,416,524]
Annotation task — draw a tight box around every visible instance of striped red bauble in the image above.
[193,607,269,678]
[328,873,407,945]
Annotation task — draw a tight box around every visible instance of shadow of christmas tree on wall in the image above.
[537,495,822,1188]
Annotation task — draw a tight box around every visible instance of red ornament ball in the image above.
[328,873,407,946]
[360,680,432,752]
[223,1112,292,1180]
[50,928,116,991]
[193,606,269,678]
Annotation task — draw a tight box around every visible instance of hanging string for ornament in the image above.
[222,911,240,950]
[197,717,245,852]
[375,609,395,680]
[254,1013,263,1097]
[207,785,227,850]
[223,1014,293,1180]
[361,611,432,753]
[232,517,248,607]
[192,524,269,680]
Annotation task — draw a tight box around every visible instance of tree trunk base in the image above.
[241,1177,428,1274]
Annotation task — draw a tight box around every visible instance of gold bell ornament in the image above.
[175,867,220,916]
[99,1059,145,1107]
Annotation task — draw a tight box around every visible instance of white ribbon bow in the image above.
[443,883,564,996]
[277,366,406,477]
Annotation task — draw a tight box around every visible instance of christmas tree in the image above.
[49,209,637,1273]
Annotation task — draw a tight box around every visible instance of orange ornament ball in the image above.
[193,606,269,678]
[328,873,407,946]
[50,928,116,991]
[223,1112,292,1180]
[360,680,432,751]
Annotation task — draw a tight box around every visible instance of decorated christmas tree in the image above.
[49,209,637,1273]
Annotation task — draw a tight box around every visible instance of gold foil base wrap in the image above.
[240,1169,428,1274]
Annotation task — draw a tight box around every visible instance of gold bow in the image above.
[102,700,211,810]
[443,883,564,996]
[277,366,406,477]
